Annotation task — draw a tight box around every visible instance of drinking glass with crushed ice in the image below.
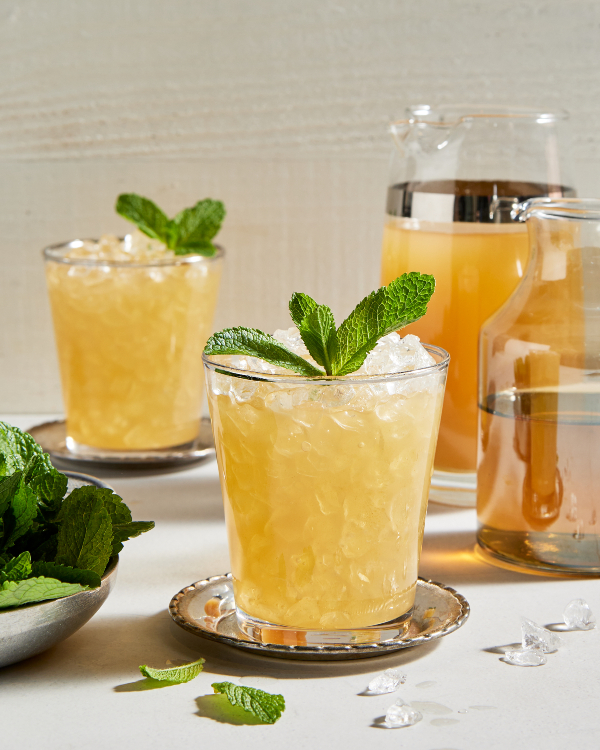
[203,329,448,646]
[44,232,223,453]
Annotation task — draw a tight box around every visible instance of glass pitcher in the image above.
[478,199,600,575]
[380,105,575,506]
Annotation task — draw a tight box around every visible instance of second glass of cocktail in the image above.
[44,194,225,458]
[204,274,448,645]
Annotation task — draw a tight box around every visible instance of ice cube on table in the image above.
[563,599,596,630]
[521,617,562,653]
[504,648,547,667]
[367,668,407,695]
[384,700,423,728]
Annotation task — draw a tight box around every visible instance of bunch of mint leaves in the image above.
[204,272,435,376]
[0,422,154,609]
[116,193,225,256]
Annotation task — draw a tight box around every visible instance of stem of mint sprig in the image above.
[115,193,225,257]
[204,272,435,377]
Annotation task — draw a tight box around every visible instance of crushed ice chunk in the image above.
[503,648,547,667]
[366,668,407,695]
[360,333,435,375]
[384,699,423,728]
[564,599,596,630]
[521,617,562,653]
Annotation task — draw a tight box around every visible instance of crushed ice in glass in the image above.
[503,648,547,667]
[366,668,407,695]
[384,700,423,728]
[212,327,438,405]
[521,617,562,653]
[563,599,596,630]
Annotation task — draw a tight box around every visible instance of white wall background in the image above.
[1,0,600,411]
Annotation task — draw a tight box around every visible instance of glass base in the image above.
[477,526,600,576]
[65,435,196,457]
[25,418,215,468]
[429,469,476,507]
[236,607,413,646]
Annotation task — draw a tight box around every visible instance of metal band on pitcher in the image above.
[386,182,575,224]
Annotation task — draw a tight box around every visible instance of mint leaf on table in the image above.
[111,521,155,556]
[211,682,285,724]
[115,193,225,256]
[0,577,87,609]
[0,551,32,582]
[204,272,435,376]
[204,327,324,377]
[139,657,205,683]
[31,561,101,588]
[55,488,113,576]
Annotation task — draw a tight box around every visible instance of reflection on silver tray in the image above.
[27,418,215,468]
[169,574,470,661]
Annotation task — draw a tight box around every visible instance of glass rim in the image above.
[202,343,449,385]
[516,197,600,222]
[391,104,569,129]
[42,238,225,267]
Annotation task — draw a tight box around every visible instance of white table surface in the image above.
[2,415,599,750]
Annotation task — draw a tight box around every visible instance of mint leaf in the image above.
[0,422,51,477]
[0,577,87,609]
[211,682,285,724]
[0,551,32,582]
[0,472,22,517]
[111,521,155,556]
[115,193,225,256]
[139,657,205,683]
[28,464,67,511]
[289,292,318,327]
[31,560,101,588]
[71,486,132,525]
[298,304,338,374]
[170,199,225,256]
[204,327,324,377]
[115,194,170,244]
[3,480,38,550]
[55,488,113,576]
[332,272,435,375]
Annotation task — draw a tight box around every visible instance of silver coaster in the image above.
[169,574,470,661]
[27,418,215,469]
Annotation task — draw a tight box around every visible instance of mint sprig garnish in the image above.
[139,657,205,684]
[115,193,225,256]
[0,421,154,609]
[204,272,435,376]
[211,682,285,724]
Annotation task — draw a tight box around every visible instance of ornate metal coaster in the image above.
[27,418,215,469]
[169,574,470,661]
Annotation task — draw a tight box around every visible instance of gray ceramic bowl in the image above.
[0,472,118,669]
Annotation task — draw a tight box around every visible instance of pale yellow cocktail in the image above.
[45,232,222,451]
[204,332,447,641]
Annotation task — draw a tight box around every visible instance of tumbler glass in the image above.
[204,346,448,645]
[44,238,223,454]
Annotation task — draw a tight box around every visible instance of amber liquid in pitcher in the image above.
[381,179,572,473]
